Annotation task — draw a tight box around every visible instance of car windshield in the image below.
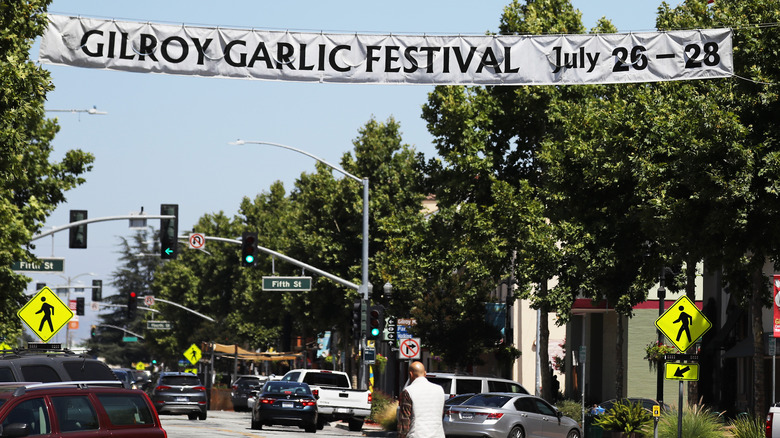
[237,379,261,389]
[300,373,349,388]
[460,394,511,408]
[161,376,201,386]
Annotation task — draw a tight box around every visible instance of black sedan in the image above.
[251,381,318,433]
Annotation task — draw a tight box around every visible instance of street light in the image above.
[229,139,370,388]
[46,106,107,115]
[229,140,370,299]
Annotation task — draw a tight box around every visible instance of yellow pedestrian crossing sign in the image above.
[17,287,73,342]
[184,344,202,365]
[655,295,712,352]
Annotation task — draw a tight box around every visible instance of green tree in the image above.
[87,228,161,366]
[416,0,588,384]
[0,0,94,341]
[653,0,780,415]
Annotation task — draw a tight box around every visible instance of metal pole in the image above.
[657,267,666,406]
[677,381,683,438]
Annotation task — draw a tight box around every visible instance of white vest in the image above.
[404,376,445,438]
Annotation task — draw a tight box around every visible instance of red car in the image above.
[0,381,167,437]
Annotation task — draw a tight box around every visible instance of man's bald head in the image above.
[408,361,426,382]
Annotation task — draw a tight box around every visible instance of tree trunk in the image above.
[751,267,766,415]
[540,309,552,402]
[616,314,624,398]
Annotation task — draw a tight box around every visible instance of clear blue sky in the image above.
[28,0,667,346]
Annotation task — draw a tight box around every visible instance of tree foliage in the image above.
[0,0,94,342]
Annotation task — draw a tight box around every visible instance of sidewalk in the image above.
[334,421,395,436]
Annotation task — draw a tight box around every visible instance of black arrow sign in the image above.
[674,366,690,378]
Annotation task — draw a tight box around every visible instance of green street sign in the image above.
[12,258,65,273]
[122,336,138,343]
[262,276,312,291]
[147,321,172,330]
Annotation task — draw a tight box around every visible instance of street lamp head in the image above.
[229,139,246,145]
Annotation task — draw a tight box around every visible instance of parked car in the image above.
[0,348,119,383]
[0,380,166,437]
[131,369,153,390]
[147,371,207,420]
[406,372,529,400]
[251,380,318,433]
[112,368,137,389]
[231,375,266,412]
[443,393,581,438]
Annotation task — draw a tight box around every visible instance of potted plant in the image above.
[643,341,676,370]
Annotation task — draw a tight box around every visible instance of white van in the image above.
[407,372,529,399]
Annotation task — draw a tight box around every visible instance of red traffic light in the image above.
[130,291,137,298]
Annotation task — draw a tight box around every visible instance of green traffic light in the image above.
[245,255,254,263]
[371,328,380,337]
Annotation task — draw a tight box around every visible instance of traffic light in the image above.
[90,325,97,338]
[368,305,384,339]
[160,204,179,259]
[127,291,138,319]
[351,300,362,337]
[241,232,258,267]
[69,210,88,248]
[76,297,85,316]
[385,315,398,341]
[92,280,102,301]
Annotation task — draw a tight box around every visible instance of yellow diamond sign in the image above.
[184,344,202,365]
[17,287,74,342]
[655,295,712,352]
[665,362,700,381]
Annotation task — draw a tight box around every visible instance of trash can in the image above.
[585,414,603,438]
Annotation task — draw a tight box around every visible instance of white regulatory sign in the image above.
[188,233,205,250]
[399,338,421,360]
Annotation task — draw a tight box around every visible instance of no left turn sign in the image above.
[399,338,421,360]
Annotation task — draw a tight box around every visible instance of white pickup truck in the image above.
[281,369,372,431]
[768,404,780,438]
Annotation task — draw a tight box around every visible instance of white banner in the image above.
[40,14,733,86]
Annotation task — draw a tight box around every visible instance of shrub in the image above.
[647,402,726,438]
[372,398,398,431]
[594,400,652,436]
[729,414,764,438]
[369,390,393,421]
[557,399,583,422]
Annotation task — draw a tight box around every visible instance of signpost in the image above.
[655,295,711,438]
[262,276,312,291]
[17,287,73,342]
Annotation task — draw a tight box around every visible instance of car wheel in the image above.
[567,430,581,438]
[316,417,325,429]
[251,417,262,430]
[198,411,207,420]
[509,425,525,438]
[187,413,198,421]
[305,423,317,433]
[348,418,363,431]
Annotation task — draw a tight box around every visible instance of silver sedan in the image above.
[443,393,581,438]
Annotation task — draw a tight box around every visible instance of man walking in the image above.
[398,361,445,438]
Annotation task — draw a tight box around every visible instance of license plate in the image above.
[336,408,351,414]
[282,402,294,408]
[176,397,188,402]
[460,412,473,420]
